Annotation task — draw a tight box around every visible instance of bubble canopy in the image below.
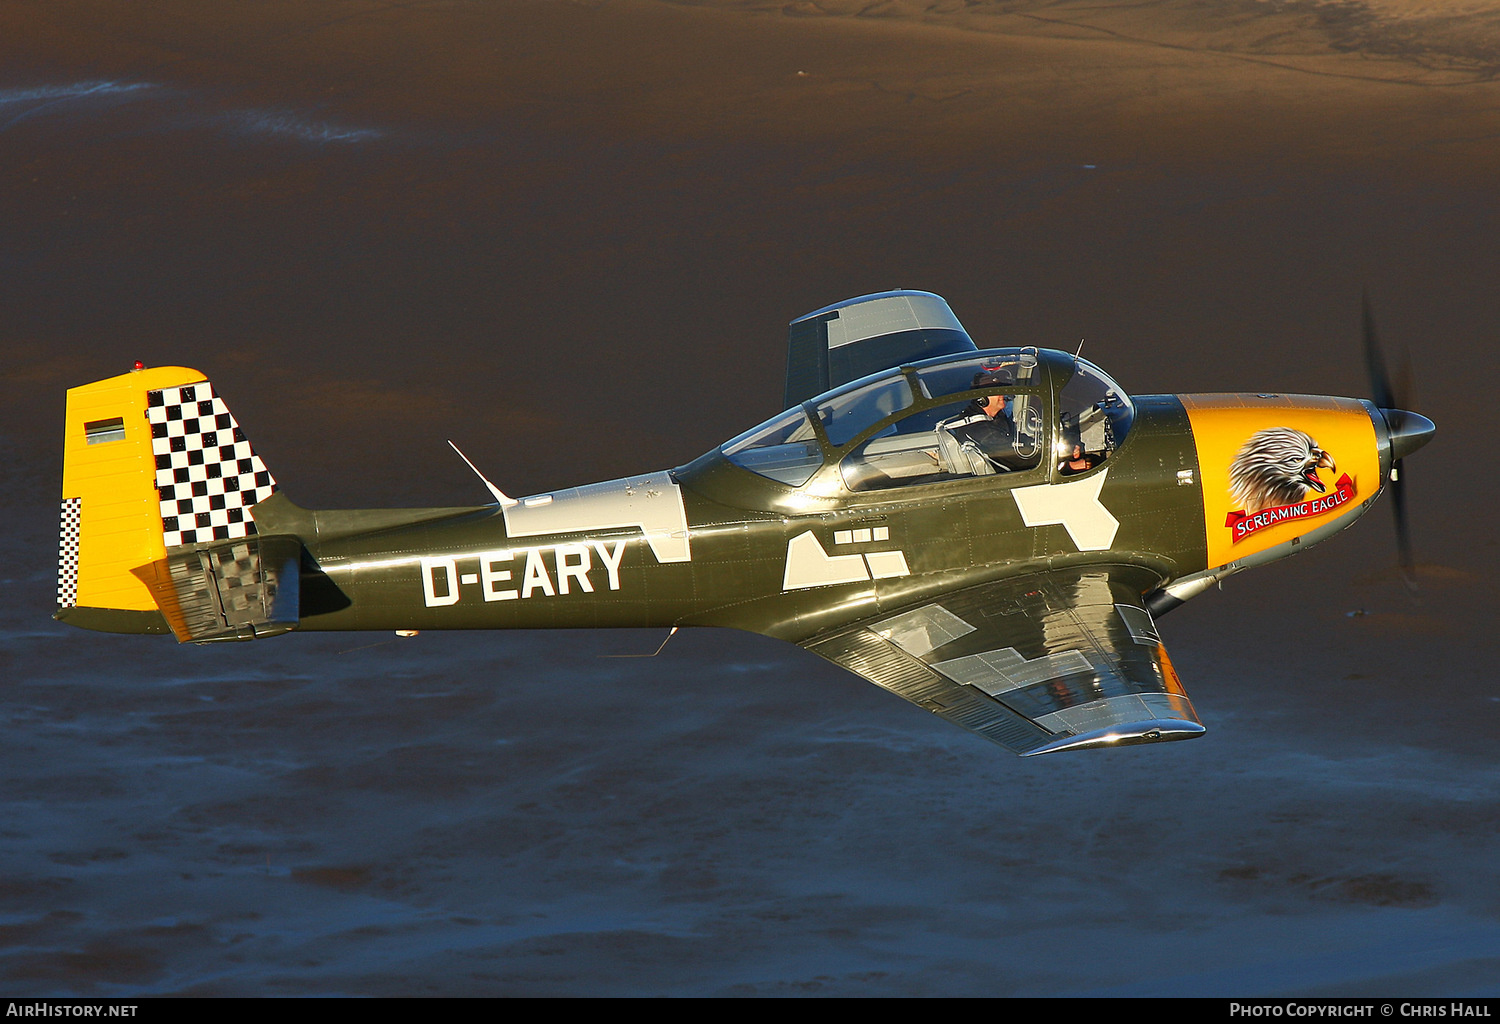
[718,348,1136,490]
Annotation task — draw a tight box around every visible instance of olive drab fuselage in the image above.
[248,346,1373,643]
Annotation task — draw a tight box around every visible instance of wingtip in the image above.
[1021,719,1206,756]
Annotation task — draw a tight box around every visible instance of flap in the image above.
[802,565,1204,755]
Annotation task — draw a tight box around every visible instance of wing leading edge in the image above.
[801,566,1204,755]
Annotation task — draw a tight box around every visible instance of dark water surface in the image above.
[1,0,1497,995]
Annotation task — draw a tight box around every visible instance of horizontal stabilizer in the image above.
[132,535,301,643]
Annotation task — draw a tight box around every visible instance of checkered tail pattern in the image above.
[57,497,82,608]
[148,382,278,548]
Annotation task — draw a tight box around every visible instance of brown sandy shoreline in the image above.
[5,0,1500,181]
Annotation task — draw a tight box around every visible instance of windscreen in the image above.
[1055,358,1133,476]
[721,407,823,486]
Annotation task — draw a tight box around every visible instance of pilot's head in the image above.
[972,370,1013,418]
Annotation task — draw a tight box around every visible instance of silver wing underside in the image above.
[802,565,1203,755]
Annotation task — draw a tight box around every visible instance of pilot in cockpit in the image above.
[941,370,1021,472]
[1060,443,1101,475]
[1057,400,1112,475]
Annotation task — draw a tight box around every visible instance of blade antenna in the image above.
[599,626,679,658]
[447,440,517,508]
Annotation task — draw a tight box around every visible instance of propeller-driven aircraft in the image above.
[54,291,1434,755]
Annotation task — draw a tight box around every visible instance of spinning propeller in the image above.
[1361,292,1435,590]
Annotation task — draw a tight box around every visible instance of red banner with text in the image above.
[1226,474,1356,544]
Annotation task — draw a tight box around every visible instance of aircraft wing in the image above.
[801,565,1204,755]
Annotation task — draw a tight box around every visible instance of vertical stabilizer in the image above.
[57,366,284,637]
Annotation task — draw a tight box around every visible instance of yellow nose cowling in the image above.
[1180,393,1381,572]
